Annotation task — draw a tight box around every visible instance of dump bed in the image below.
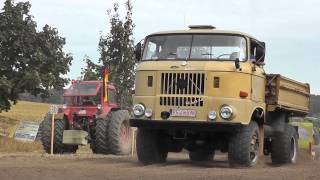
[266,74,310,116]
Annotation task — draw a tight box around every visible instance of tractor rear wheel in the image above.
[40,113,78,154]
[93,118,110,154]
[271,124,298,164]
[107,110,132,155]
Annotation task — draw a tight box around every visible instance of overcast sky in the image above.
[2,0,320,94]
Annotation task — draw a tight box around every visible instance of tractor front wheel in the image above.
[39,113,78,154]
[93,118,110,154]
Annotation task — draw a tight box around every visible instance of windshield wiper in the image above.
[201,53,214,56]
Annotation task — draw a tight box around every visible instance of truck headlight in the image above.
[133,104,145,117]
[145,108,153,118]
[220,106,233,120]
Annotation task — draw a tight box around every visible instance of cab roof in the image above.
[148,25,258,41]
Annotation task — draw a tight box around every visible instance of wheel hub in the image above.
[119,122,131,150]
[250,132,259,164]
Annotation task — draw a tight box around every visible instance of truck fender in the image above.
[250,107,265,126]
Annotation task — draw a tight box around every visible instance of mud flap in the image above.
[63,130,88,145]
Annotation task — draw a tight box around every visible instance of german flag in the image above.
[103,68,108,102]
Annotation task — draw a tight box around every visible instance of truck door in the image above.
[250,40,266,103]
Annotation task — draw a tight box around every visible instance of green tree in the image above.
[99,1,135,109]
[0,0,72,112]
[81,0,135,108]
[81,55,100,81]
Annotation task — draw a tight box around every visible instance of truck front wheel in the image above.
[228,121,260,167]
[136,128,168,164]
[271,125,298,164]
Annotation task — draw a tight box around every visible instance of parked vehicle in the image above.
[130,25,310,167]
[39,70,132,155]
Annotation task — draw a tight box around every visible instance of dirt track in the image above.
[0,152,319,180]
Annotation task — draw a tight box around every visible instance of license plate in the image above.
[171,109,196,117]
[78,110,87,115]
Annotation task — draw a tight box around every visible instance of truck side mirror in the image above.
[235,58,242,71]
[134,42,142,62]
[256,42,265,64]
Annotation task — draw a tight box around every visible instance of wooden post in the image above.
[131,128,136,157]
[259,125,264,156]
[50,113,55,155]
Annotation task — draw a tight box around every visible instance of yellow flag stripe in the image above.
[103,70,108,102]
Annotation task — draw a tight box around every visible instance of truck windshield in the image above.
[142,35,247,61]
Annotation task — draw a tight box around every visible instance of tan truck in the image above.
[130,25,310,167]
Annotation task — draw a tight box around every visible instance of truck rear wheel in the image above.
[40,113,78,154]
[189,148,214,161]
[107,110,132,155]
[228,121,260,167]
[271,125,298,164]
[136,128,168,164]
[93,118,110,154]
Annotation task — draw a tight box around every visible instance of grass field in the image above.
[0,101,51,123]
[0,101,51,153]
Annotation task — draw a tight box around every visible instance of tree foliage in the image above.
[81,55,99,81]
[0,0,72,112]
[81,0,135,109]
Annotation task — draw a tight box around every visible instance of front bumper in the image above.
[130,119,243,132]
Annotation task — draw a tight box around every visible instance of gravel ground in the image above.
[0,151,319,180]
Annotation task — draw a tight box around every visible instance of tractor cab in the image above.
[62,80,118,129]
[64,81,102,107]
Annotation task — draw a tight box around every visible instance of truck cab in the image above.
[130,25,310,167]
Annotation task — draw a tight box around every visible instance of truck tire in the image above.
[107,110,132,155]
[228,121,260,167]
[40,113,78,154]
[93,118,110,154]
[271,124,298,164]
[136,128,168,164]
[189,149,214,161]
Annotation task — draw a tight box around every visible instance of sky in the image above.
[1,0,320,94]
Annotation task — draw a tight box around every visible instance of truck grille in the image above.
[160,96,204,107]
[160,72,205,95]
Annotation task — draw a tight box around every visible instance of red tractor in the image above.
[39,78,132,155]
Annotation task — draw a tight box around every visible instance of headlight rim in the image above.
[133,103,145,117]
[220,105,233,120]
